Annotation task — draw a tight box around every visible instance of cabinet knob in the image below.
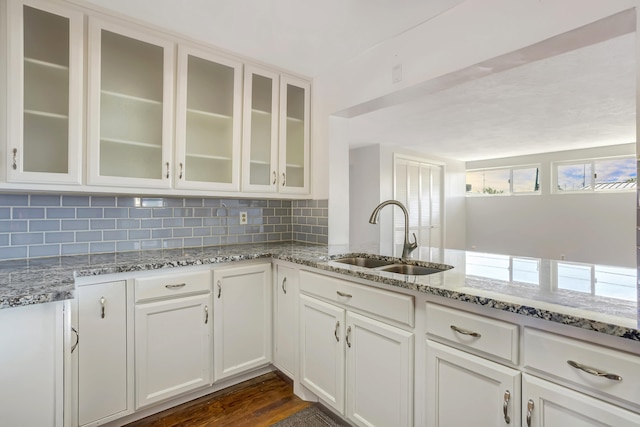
[526,399,534,427]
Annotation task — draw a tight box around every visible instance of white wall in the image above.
[314,0,639,245]
[349,144,466,256]
[465,144,636,267]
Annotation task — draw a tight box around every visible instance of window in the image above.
[466,166,539,196]
[554,156,636,192]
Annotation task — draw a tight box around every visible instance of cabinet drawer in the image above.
[299,270,414,327]
[426,303,519,364]
[135,270,211,302]
[524,328,640,406]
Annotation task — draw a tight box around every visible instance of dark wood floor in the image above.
[125,371,312,427]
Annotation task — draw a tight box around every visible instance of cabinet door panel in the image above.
[77,281,128,426]
[274,264,297,378]
[299,294,345,413]
[346,312,414,427]
[175,46,242,191]
[87,17,174,188]
[523,374,640,427]
[135,294,212,408]
[213,263,272,381]
[426,340,521,427]
[7,0,83,184]
[278,75,309,194]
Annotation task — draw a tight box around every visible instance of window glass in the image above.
[556,263,591,293]
[512,167,539,193]
[512,258,539,285]
[556,163,592,192]
[465,252,510,281]
[466,169,510,195]
[594,157,637,190]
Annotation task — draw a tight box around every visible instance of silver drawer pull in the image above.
[336,291,352,298]
[526,399,534,427]
[346,325,352,348]
[567,360,622,381]
[100,296,106,319]
[282,277,287,294]
[334,321,340,342]
[217,280,222,298]
[450,324,481,338]
[71,327,79,353]
[503,390,511,424]
[165,283,186,290]
[204,305,209,324]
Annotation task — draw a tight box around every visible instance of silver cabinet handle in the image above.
[503,390,511,424]
[336,291,352,298]
[567,360,622,381]
[100,296,105,319]
[204,305,209,324]
[165,283,186,290]
[334,321,340,342]
[346,325,352,348]
[282,172,286,186]
[282,277,287,294]
[166,162,170,179]
[450,324,481,338]
[217,280,222,299]
[12,148,17,170]
[179,162,183,179]
[71,327,79,353]
[526,399,534,427]
[272,171,277,185]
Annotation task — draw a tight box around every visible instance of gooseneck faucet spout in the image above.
[368,200,418,259]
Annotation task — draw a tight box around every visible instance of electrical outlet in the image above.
[239,211,247,224]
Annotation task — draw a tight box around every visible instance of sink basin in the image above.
[333,257,395,268]
[378,264,446,276]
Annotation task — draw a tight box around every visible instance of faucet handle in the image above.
[410,232,418,248]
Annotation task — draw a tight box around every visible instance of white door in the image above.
[175,45,242,191]
[346,311,414,427]
[213,263,272,381]
[242,66,280,192]
[135,293,212,408]
[299,294,345,413]
[77,281,129,426]
[426,340,521,427]
[278,75,310,194]
[87,17,174,188]
[274,263,297,378]
[522,374,640,427]
[6,0,83,184]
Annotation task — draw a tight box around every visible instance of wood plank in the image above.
[125,371,312,427]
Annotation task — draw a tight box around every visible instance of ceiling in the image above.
[346,31,636,162]
[83,0,464,78]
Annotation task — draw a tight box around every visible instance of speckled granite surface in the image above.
[0,241,638,341]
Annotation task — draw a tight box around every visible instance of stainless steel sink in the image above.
[334,257,395,268]
[377,264,445,276]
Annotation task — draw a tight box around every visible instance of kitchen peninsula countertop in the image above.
[0,241,638,341]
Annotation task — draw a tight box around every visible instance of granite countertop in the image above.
[1,241,638,341]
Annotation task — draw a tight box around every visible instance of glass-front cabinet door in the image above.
[87,18,174,188]
[175,46,242,191]
[6,0,83,184]
[241,66,279,192]
[279,75,310,194]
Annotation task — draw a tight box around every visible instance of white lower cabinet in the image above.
[299,293,414,427]
[134,271,212,408]
[75,280,130,426]
[213,263,272,381]
[522,374,640,427]
[426,340,520,427]
[273,262,298,378]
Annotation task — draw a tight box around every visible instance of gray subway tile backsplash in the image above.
[0,194,329,260]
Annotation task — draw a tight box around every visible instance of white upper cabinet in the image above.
[241,66,280,192]
[87,17,174,188]
[175,46,242,191]
[6,0,83,184]
[279,75,310,194]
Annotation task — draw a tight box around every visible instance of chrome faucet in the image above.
[368,200,418,259]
